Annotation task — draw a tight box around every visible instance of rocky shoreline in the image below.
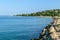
[32,16,60,40]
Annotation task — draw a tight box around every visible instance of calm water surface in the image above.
[0,16,53,40]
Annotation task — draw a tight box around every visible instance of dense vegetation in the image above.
[16,9,60,16]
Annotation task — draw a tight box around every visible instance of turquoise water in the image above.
[0,16,53,40]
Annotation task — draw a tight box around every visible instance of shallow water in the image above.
[0,16,53,40]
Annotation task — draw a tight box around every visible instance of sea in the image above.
[0,16,53,40]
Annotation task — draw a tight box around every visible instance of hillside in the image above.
[16,9,60,16]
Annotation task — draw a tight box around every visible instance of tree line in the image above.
[16,9,60,16]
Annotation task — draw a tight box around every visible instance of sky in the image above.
[0,0,60,15]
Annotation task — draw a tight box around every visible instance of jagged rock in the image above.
[48,26,57,40]
[32,16,60,40]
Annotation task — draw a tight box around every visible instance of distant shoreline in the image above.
[15,16,52,18]
[36,16,52,18]
[15,9,60,16]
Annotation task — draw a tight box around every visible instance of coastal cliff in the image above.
[32,16,60,40]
